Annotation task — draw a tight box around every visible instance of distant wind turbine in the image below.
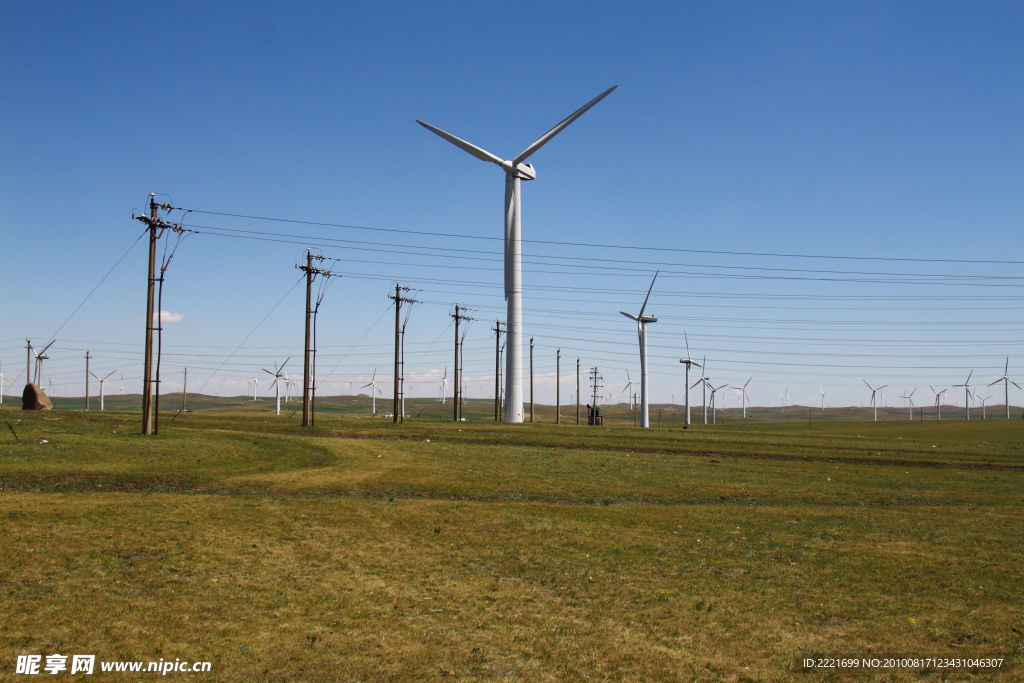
[362,369,380,415]
[262,358,290,416]
[622,371,636,409]
[732,378,752,418]
[678,332,701,428]
[819,388,826,411]
[987,357,1019,420]
[953,371,974,421]
[709,383,727,424]
[418,85,617,423]
[89,370,116,410]
[977,394,992,420]
[622,273,659,428]
[930,385,947,420]
[691,355,710,425]
[252,371,258,401]
[899,388,916,420]
[440,368,448,404]
[864,381,888,422]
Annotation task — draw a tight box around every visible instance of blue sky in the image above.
[2,1,1022,410]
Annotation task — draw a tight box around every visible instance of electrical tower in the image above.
[492,320,505,421]
[451,305,473,421]
[298,250,335,427]
[390,282,418,423]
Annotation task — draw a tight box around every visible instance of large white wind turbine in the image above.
[988,357,1019,420]
[262,358,290,416]
[89,370,116,410]
[953,371,973,421]
[732,378,752,418]
[418,86,617,423]
[864,381,887,422]
[622,273,659,428]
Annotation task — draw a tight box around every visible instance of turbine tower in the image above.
[262,358,290,416]
[953,371,973,421]
[252,371,258,401]
[691,356,710,425]
[678,334,701,428]
[440,368,448,404]
[622,273,659,428]
[988,357,1019,420]
[863,381,887,422]
[819,388,826,411]
[418,85,617,423]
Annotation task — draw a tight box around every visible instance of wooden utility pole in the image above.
[141,196,158,434]
[85,351,90,410]
[451,305,473,421]
[298,251,334,427]
[493,320,505,422]
[390,282,417,423]
[26,340,32,388]
[576,359,581,426]
[556,349,561,424]
[529,337,534,423]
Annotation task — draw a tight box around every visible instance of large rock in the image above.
[22,383,52,411]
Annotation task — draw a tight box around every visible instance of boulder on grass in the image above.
[22,383,52,411]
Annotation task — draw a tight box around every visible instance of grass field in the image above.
[1,400,1022,681]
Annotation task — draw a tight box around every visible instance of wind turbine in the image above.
[899,388,916,420]
[262,358,290,416]
[622,371,636,408]
[362,369,379,416]
[418,85,617,424]
[119,373,124,395]
[988,357,1019,420]
[732,378,752,418]
[678,332,701,428]
[33,341,55,388]
[709,383,727,424]
[819,388,826,411]
[252,371,258,401]
[953,371,973,421]
[977,394,992,420]
[864,381,887,422]
[89,370,116,410]
[440,368,448,404]
[779,388,789,413]
[691,355,710,425]
[622,273,659,428]
[929,386,947,420]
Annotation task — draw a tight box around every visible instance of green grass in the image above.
[1,408,1022,681]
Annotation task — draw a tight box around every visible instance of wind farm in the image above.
[3,3,1023,681]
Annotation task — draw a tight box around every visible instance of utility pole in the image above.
[26,340,32,388]
[556,349,561,424]
[390,282,417,423]
[451,305,473,421]
[493,320,505,422]
[589,367,602,422]
[529,337,534,423]
[134,194,183,435]
[576,359,581,426]
[85,351,90,410]
[182,367,187,413]
[298,250,334,427]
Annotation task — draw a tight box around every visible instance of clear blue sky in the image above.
[2,1,1022,410]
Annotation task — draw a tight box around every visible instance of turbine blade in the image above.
[988,378,1002,387]
[620,311,639,321]
[1011,380,1022,390]
[513,85,618,165]
[417,120,504,166]
[638,271,659,318]
[965,370,973,384]
[863,380,873,391]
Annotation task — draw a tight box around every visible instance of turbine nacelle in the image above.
[621,312,657,323]
[500,160,536,180]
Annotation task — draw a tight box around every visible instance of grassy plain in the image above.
[1,403,1022,681]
